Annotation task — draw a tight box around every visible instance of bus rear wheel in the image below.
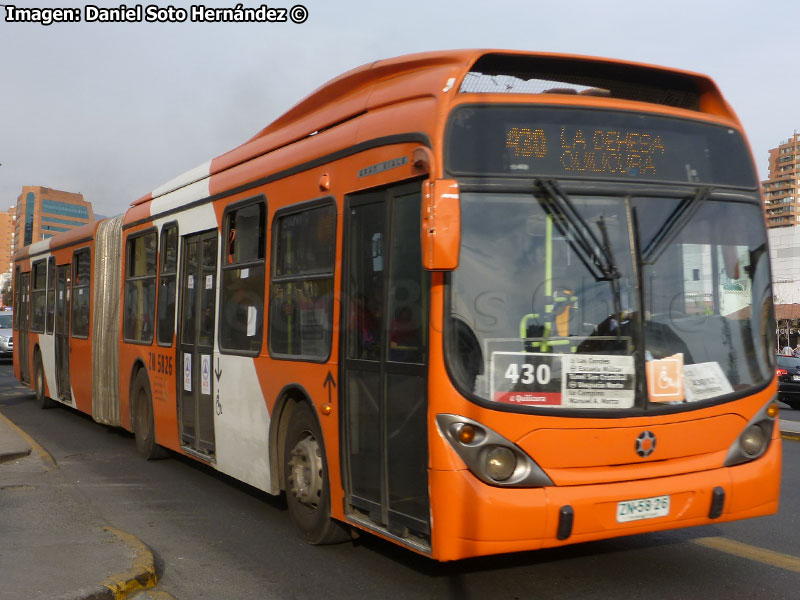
[34,351,56,409]
[283,402,350,544]
[132,369,165,460]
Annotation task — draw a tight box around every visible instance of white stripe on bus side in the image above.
[150,160,212,200]
[149,176,211,221]
[213,354,272,493]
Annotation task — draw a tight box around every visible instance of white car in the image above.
[0,310,13,358]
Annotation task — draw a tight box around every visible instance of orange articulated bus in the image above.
[13,50,780,561]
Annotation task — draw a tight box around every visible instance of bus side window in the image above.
[71,248,91,338]
[123,231,157,343]
[30,259,47,333]
[46,256,55,334]
[157,224,178,345]
[219,199,266,354]
[269,202,336,359]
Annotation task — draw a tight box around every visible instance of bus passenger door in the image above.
[178,231,217,458]
[55,265,71,401]
[342,181,430,546]
[18,272,30,384]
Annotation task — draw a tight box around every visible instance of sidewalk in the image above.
[779,417,800,437]
[0,412,159,600]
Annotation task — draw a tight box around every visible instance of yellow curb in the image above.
[781,432,800,442]
[0,410,57,470]
[0,413,166,598]
[101,527,158,599]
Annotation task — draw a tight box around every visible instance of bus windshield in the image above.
[446,190,774,411]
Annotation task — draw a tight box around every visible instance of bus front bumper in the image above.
[428,437,781,561]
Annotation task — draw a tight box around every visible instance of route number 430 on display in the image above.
[504,362,552,386]
[490,352,563,405]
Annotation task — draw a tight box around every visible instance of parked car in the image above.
[0,310,12,359]
[776,353,800,409]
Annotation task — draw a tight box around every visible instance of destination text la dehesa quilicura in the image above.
[2,4,310,25]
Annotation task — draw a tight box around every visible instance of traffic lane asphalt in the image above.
[778,401,800,421]
[2,385,800,599]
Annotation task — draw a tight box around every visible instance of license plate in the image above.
[616,495,670,523]
[792,375,800,381]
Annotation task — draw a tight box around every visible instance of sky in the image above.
[0,0,794,217]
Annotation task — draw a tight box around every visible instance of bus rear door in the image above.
[178,231,217,458]
[55,265,70,401]
[17,272,30,384]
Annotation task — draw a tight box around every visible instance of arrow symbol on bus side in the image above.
[323,371,336,404]
[215,358,222,381]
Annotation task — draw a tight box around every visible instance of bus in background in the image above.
[13,50,780,561]
[13,219,122,417]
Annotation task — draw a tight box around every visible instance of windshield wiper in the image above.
[535,179,620,282]
[641,187,712,264]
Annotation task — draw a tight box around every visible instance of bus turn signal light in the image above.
[458,424,477,444]
[767,402,780,419]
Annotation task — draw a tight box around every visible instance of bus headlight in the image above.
[740,425,767,457]
[436,414,553,487]
[724,398,777,467]
[484,446,516,481]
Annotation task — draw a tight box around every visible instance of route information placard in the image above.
[490,352,635,408]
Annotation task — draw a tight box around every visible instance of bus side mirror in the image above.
[422,179,460,270]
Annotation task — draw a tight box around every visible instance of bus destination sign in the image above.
[446,106,757,187]
[505,126,666,178]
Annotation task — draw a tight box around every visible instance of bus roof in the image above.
[14,218,106,263]
[133,49,734,206]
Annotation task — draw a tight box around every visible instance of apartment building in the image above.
[763,133,800,229]
[0,206,15,275]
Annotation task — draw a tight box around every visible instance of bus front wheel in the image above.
[283,401,350,544]
[132,369,164,460]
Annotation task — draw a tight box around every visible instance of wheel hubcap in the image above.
[288,433,323,508]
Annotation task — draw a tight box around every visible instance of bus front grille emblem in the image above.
[635,431,657,457]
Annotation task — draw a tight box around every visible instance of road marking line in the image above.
[692,537,800,573]
[781,433,800,442]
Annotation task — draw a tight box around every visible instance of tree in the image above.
[0,276,11,308]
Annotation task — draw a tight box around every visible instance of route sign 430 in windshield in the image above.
[490,352,635,408]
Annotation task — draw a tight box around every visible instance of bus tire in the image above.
[34,351,56,409]
[132,369,165,460]
[283,401,350,544]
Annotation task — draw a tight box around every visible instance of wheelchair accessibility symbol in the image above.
[658,368,676,390]
[646,353,684,403]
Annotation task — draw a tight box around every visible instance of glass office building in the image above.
[13,186,94,253]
